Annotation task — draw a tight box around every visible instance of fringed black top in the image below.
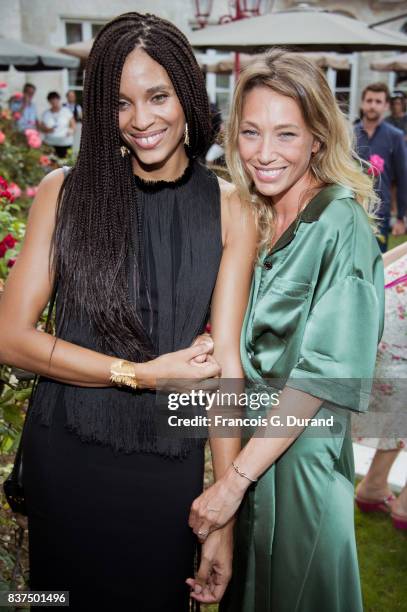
[31,160,222,458]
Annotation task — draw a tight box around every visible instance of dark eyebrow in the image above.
[145,84,172,95]
[119,85,172,100]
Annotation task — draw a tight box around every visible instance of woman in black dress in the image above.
[0,13,256,611]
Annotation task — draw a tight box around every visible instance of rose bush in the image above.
[0,86,76,590]
[0,180,24,281]
[0,91,74,191]
[0,92,75,451]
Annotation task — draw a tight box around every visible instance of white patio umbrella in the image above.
[205,51,350,73]
[60,42,350,73]
[0,36,80,71]
[370,53,407,72]
[187,8,407,52]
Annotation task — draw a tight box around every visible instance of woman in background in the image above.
[356,240,407,530]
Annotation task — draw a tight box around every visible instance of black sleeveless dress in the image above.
[22,161,222,611]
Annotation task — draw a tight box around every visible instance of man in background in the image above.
[64,90,82,123]
[385,91,407,143]
[9,82,38,132]
[354,82,407,252]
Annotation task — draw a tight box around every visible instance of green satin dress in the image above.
[221,185,385,612]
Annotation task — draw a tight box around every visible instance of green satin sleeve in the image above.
[288,275,382,411]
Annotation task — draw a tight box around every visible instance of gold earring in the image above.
[120,145,130,157]
[184,123,190,147]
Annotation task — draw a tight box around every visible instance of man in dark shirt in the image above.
[354,82,407,252]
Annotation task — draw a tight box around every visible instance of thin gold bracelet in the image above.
[232,461,258,483]
[110,359,138,390]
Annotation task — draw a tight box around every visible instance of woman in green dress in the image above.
[187,50,384,611]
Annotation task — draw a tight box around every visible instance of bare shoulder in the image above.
[29,168,66,217]
[218,175,235,199]
[216,175,257,245]
[217,175,247,216]
[24,168,68,244]
[38,167,66,192]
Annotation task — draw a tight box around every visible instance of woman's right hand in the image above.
[137,343,221,389]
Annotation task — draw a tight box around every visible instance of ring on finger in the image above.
[198,529,209,537]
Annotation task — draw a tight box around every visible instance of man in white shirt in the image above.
[40,91,75,158]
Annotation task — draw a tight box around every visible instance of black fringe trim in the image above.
[31,378,202,459]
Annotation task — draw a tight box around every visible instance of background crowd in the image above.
[8,84,82,158]
[5,79,407,254]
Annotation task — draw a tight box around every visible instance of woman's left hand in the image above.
[189,466,250,542]
[186,522,234,603]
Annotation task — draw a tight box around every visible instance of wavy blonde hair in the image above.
[225,49,378,252]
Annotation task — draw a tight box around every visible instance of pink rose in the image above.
[0,176,8,190]
[3,234,18,249]
[8,183,21,199]
[0,131,5,144]
[368,154,385,177]
[25,128,42,148]
[7,258,16,268]
[12,111,22,121]
[0,82,7,88]
[25,186,38,198]
[28,136,42,149]
[39,155,51,167]
[12,92,23,100]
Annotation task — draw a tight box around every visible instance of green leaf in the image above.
[0,389,14,404]
[14,389,31,402]
[0,435,14,453]
[2,405,24,428]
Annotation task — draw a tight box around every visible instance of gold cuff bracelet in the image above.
[110,359,138,390]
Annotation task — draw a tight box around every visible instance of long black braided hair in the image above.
[51,12,211,362]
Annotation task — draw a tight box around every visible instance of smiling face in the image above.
[119,47,187,178]
[238,86,319,206]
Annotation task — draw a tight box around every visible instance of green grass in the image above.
[356,505,407,612]
[388,234,407,250]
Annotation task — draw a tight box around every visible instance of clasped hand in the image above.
[186,524,234,604]
[189,468,249,543]
[139,334,220,389]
